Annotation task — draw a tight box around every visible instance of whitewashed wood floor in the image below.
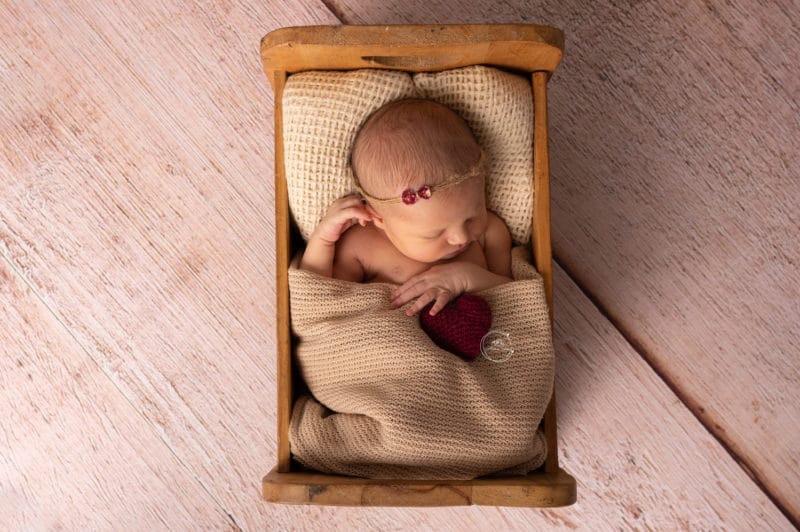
[1,1,797,530]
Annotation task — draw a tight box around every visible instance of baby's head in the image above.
[351,98,489,263]
[351,98,482,202]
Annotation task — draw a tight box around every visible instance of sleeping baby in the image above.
[288,96,554,479]
[299,97,513,317]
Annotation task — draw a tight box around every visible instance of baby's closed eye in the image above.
[419,230,444,240]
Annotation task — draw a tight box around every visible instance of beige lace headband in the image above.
[353,151,485,205]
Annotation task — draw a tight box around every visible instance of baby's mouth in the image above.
[443,243,469,259]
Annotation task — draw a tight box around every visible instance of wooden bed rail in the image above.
[261,24,563,87]
[532,71,559,473]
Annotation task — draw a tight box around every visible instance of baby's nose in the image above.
[447,226,470,246]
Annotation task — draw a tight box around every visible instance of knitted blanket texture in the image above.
[288,247,555,479]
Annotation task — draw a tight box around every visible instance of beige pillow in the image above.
[282,66,534,245]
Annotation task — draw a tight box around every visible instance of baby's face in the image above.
[372,178,488,264]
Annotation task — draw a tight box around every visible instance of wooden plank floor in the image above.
[1,1,796,529]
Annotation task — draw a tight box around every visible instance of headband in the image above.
[353,151,485,205]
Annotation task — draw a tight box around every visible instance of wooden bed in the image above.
[259,24,577,507]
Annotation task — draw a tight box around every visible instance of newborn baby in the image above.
[300,98,512,316]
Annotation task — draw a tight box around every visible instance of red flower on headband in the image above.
[401,185,433,205]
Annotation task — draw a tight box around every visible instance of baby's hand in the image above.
[391,263,476,316]
[300,194,371,278]
[312,194,372,245]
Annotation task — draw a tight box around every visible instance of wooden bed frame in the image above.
[260,24,576,507]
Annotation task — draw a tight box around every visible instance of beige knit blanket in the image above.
[288,247,555,479]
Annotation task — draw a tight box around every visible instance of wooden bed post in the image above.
[532,71,560,474]
[273,70,293,473]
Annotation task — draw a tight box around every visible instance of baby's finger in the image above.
[392,273,430,301]
[391,279,426,308]
[405,291,436,316]
[427,292,453,317]
[349,203,373,222]
[390,289,414,309]
[355,208,373,224]
[332,205,372,225]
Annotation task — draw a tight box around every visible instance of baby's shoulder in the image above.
[335,223,386,264]
[482,211,513,276]
[484,210,512,242]
[331,223,378,282]
[336,223,404,282]
[337,222,383,251]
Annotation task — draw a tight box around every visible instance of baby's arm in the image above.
[483,211,513,277]
[391,263,511,316]
[391,212,513,316]
[300,195,371,278]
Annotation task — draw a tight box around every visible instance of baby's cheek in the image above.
[401,241,436,262]
[425,242,449,261]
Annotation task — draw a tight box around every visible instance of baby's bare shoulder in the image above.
[331,223,375,281]
[337,222,380,251]
[334,223,389,279]
[337,223,409,282]
[485,211,511,240]
[483,211,513,276]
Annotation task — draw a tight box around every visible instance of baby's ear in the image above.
[365,204,384,228]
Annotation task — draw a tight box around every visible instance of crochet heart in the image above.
[419,294,492,361]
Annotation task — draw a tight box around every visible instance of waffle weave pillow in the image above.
[282,66,534,245]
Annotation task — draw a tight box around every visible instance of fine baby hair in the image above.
[350,98,484,206]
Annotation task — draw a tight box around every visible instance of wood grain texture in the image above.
[260,24,563,80]
[327,0,800,521]
[531,71,560,474]
[0,0,795,528]
[0,259,230,529]
[271,69,293,473]
[264,468,576,507]
[0,0,337,528]
[545,264,789,529]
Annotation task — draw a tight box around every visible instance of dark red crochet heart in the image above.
[419,294,492,361]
